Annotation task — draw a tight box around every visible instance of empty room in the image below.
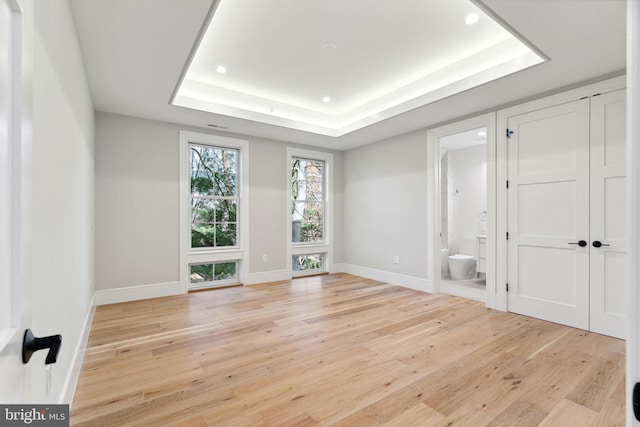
[1,0,640,426]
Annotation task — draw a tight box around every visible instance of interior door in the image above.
[0,0,33,403]
[507,99,590,329]
[589,89,627,339]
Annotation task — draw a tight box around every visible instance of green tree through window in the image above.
[190,144,238,250]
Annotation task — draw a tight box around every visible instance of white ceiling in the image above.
[173,0,543,137]
[69,0,626,151]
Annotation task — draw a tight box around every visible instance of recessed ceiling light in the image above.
[216,65,227,74]
[322,43,337,50]
[478,130,486,137]
[323,96,331,103]
[465,13,479,25]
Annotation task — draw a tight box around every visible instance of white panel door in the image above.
[590,89,627,339]
[507,99,590,329]
[0,0,33,403]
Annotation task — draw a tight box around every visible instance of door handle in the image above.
[22,329,62,365]
[568,240,587,247]
[592,241,610,248]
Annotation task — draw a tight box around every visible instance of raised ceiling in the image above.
[69,0,626,150]
[172,0,544,137]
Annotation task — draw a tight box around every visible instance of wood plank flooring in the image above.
[71,273,625,426]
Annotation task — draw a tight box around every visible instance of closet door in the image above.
[506,99,590,329]
[589,89,627,339]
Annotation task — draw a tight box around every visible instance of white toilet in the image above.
[448,238,477,280]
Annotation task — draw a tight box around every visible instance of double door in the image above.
[506,89,626,338]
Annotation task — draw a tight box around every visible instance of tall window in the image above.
[190,144,238,249]
[288,149,332,276]
[292,158,325,244]
[180,132,248,291]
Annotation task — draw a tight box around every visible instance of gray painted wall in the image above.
[342,130,430,281]
[95,112,343,291]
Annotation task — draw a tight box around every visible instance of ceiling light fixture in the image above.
[465,13,479,25]
[323,96,331,103]
[216,65,227,74]
[478,130,486,137]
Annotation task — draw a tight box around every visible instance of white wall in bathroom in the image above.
[448,145,487,255]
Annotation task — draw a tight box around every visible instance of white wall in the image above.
[447,145,487,255]
[342,130,430,290]
[32,0,94,403]
[95,112,343,295]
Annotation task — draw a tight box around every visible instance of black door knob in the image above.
[592,241,610,248]
[22,329,62,365]
[569,240,587,247]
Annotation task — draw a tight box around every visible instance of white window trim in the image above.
[180,131,249,292]
[286,147,333,275]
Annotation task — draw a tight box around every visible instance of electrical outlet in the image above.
[262,254,268,263]
[393,256,400,264]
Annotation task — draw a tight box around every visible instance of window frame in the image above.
[286,147,333,276]
[189,143,240,251]
[291,156,326,246]
[180,131,249,292]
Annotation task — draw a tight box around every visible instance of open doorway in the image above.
[427,113,498,309]
[438,127,487,302]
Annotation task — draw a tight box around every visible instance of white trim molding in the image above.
[61,295,95,406]
[94,281,181,306]
[179,131,250,292]
[626,0,639,425]
[337,263,432,293]
[244,269,291,286]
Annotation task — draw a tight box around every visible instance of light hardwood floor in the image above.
[71,273,625,426]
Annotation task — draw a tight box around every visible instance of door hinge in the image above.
[506,180,509,189]
[506,283,509,292]
[506,129,514,139]
[506,232,509,240]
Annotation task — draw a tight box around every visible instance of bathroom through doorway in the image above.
[438,127,488,302]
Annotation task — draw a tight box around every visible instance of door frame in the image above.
[426,112,498,309]
[495,75,626,316]
[626,0,640,425]
[0,0,33,403]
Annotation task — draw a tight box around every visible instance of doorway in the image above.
[427,113,498,308]
[438,127,488,302]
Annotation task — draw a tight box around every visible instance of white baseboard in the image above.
[334,263,433,293]
[95,281,181,305]
[60,293,95,406]
[244,269,290,285]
